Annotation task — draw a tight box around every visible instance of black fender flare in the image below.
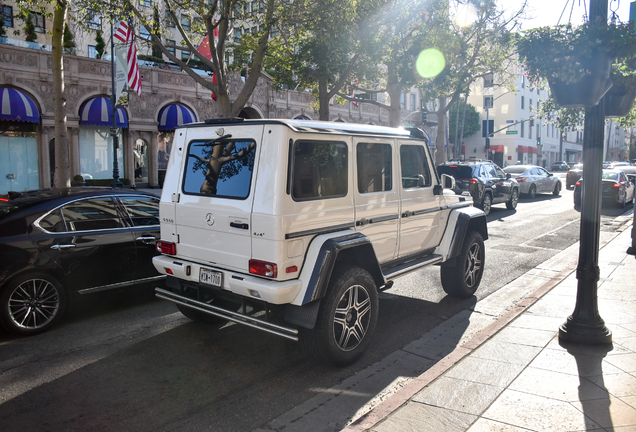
[441,211,488,267]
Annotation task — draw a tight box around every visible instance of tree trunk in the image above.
[386,62,401,127]
[52,1,70,188]
[318,77,329,121]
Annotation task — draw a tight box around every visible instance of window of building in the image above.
[521,76,525,88]
[181,14,190,31]
[357,143,392,193]
[140,25,150,39]
[521,96,525,109]
[410,94,416,112]
[181,49,190,61]
[87,12,101,30]
[529,122,533,139]
[291,141,348,201]
[184,139,257,198]
[88,45,98,59]
[139,0,153,7]
[2,6,13,27]
[484,96,493,109]
[165,11,175,28]
[482,120,494,137]
[31,12,45,33]
[529,99,533,111]
[400,93,405,110]
[400,145,431,189]
[166,39,175,55]
[536,125,540,140]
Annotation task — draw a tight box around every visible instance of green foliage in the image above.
[449,102,480,143]
[94,30,105,59]
[23,13,37,42]
[63,23,76,52]
[151,6,162,59]
[72,174,84,182]
[514,22,636,86]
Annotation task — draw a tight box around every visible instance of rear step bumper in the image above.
[155,287,299,341]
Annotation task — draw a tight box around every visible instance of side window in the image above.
[38,209,67,233]
[400,145,431,189]
[357,143,392,194]
[183,139,256,199]
[119,196,160,226]
[494,166,506,177]
[291,140,348,201]
[61,198,125,231]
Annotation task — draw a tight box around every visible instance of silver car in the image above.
[503,165,562,198]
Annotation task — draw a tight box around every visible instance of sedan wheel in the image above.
[0,274,67,335]
[553,182,561,196]
[528,184,537,199]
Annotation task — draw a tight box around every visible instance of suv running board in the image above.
[155,288,299,341]
[382,253,443,280]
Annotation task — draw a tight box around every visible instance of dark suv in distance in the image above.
[437,160,520,216]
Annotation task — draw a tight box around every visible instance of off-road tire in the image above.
[301,266,378,366]
[506,189,519,210]
[441,231,485,298]
[0,273,67,335]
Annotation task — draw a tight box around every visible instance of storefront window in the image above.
[79,127,124,180]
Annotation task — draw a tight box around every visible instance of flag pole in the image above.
[110,19,123,188]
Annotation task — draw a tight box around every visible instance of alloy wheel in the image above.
[8,278,60,330]
[464,242,482,288]
[333,284,371,352]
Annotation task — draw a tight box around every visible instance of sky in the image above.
[501,0,634,30]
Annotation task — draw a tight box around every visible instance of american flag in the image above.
[196,25,220,101]
[114,21,142,96]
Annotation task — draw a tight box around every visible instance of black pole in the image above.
[110,20,123,189]
[559,0,611,345]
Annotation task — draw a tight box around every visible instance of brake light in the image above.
[516,177,526,182]
[576,181,581,186]
[449,165,458,168]
[614,183,621,188]
[460,178,478,184]
[156,240,176,255]
[0,198,7,201]
[249,260,278,278]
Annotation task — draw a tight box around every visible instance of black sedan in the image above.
[573,170,635,210]
[0,188,164,335]
[566,163,583,189]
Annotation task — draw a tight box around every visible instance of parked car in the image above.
[551,161,570,171]
[153,119,489,366]
[608,161,629,170]
[0,188,164,335]
[573,169,635,209]
[503,165,562,198]
[437,160,520,216]
[566,163,584,189]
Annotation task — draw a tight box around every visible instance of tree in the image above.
[265,0,383,121]
[74,0,280,118]
[23,13,37,41]
[15,0,71,187]
[63,22,76,54]
[94,29,105,59]
[449,101,479,143]
[151,5,162,59]
[417,0,527,164]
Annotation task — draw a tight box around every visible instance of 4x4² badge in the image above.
[206,213,215,226]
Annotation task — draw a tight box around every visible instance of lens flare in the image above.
[455,4,478,27]
[416,49,445,78]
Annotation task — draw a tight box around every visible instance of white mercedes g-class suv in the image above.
[153,118,487,365]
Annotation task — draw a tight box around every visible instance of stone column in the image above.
[70,127,80,176]
[122,129,133,187]
[148,131,159,188]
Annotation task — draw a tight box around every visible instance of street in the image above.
[0,172,632,432]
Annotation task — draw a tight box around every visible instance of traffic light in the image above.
[421,109,428,124]
[537,136,541,145]
[485,137,491,150]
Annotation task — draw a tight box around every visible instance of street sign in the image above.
[506,130,518,135]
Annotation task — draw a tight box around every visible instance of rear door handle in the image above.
[51,244,76,250]
[136,236,156,244]
[230,222,249,230]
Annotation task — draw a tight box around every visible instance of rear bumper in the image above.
[152,255,301,305]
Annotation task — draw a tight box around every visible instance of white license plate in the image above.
[199,268,223,287]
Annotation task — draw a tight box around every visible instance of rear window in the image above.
[437,165,473,178]
[291,140,348,201]
[572,164,583,170]
[183,139,256,199]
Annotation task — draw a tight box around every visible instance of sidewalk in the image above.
[345,223,636,432]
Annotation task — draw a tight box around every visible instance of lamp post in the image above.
[558,0,612,345]
[110,20,123,189]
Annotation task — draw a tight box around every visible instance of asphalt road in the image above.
[0,173,632,432]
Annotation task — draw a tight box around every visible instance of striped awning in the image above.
[79,97,128,128]
[0,87,40,123]
[158,103,197,131]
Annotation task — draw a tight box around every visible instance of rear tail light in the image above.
[516,177,526,182]
[576,181,581,186]
[460,178,478,184]
[614,183,620,188]
[249,260,278,278]
[156,240,177,255]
